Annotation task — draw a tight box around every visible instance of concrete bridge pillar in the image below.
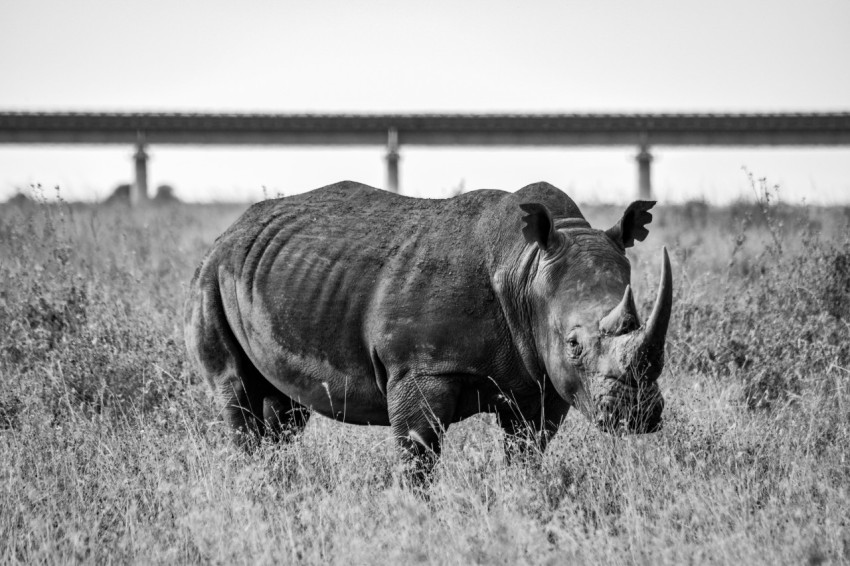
[636,143,653,200]
[132,132,149,207]
[385,128,400,193]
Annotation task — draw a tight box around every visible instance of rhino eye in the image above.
[566,335,582,358]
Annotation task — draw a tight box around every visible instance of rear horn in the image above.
[600,285,640,335]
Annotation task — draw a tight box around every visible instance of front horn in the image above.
[641,247,673,377]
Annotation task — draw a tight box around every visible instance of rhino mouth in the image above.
[595,378,664,434]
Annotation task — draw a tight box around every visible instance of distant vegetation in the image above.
[103,183,181,205]
[3,192,36,207]
[0,186,848,563]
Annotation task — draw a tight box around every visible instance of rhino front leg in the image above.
[387,374,461,485]
[498,389,570,465]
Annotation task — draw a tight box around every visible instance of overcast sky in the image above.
[1,0,849,203]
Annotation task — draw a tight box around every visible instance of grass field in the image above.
[1,184,849,564]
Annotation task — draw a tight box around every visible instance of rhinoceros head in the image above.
[519,201,672,434]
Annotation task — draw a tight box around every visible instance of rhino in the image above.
[184,180,672,475]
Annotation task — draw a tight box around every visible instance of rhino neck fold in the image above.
[477,188,590,388]
[489,243,548,386]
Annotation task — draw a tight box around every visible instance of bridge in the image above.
[2,111,849,205]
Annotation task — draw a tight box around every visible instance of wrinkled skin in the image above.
[185,181,672,477]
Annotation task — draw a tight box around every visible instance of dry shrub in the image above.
[669,178,850,409]
[0,196,206,428]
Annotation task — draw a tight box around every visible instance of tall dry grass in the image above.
[1,185,848,564]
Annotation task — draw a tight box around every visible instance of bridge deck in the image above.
[1,111,849,146]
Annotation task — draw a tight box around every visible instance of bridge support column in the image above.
[636,144,653,200]
[385,128,400,193]
[132,132,149,207]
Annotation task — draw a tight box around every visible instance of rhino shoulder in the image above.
[513,181,585,220]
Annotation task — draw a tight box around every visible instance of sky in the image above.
[1,0,849,204]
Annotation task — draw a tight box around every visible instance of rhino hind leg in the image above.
[262,393,311,443]
[498,413,553,465]
[497,389,570,465]
[186,277,310,448]
[217,372,312,448]
[387,375,462,485]
[219,373,266,447]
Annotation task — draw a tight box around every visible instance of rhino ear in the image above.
[606,200,656,249]
[519,203,557,251]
